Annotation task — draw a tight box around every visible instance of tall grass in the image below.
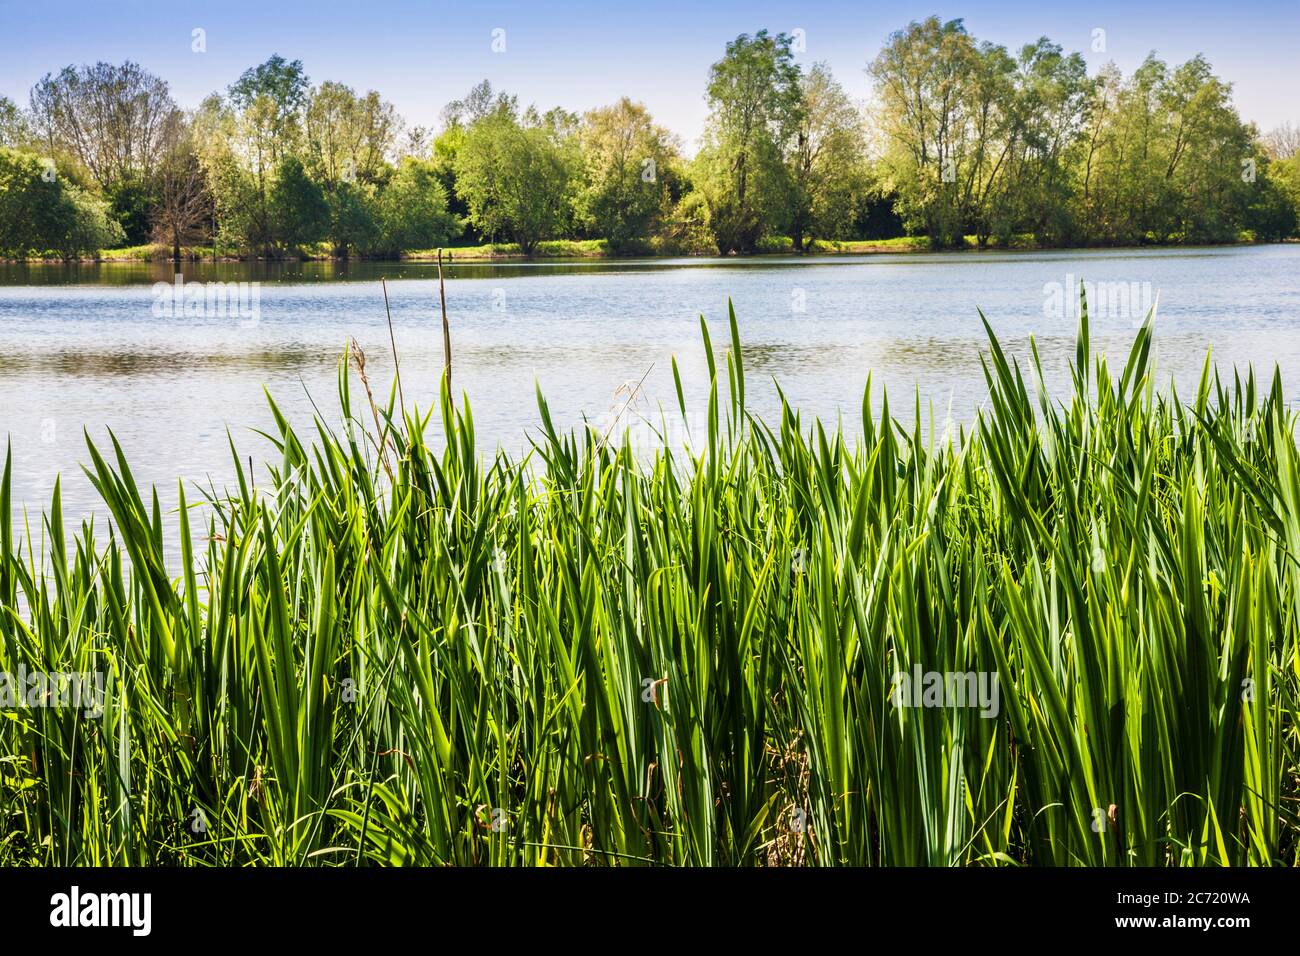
[1,294,1297,866]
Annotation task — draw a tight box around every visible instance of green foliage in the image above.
[654,190,719,255]
[369,157,459,256]
[269,155,330,251]
[575,98,680,250]
[228,54,310,165]
[0,148,124,258]
[201,152,262,253]
[104,175,157,245]
[431,124,473,241]
[193,94,271,254]
[868,19,1288,248]
[454,108,575,255]
[0,95,29,148]
[1,297,1297,866]
[1267,153,1300,233]
[303,81,397,188]
[7,33,1295,260]
[868,17,978,246]
[1074,55,1264,244]
[322,181,378,259]
[1246,154,1299,240]
[696,30,802,252]
[27,61,174,196]
[995,38,1091,245]
[60,186,126,257]
[786,63,869,248]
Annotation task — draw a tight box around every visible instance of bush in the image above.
[368,158,460,256]
[59,185,126,257]
[652,191,718,256]
[0,148,124,258]
[269,156,329,253]
[105,176,157,245]
[325,180,379,259]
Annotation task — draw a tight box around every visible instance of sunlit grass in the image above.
[1,294,1297,866]
[406,238,612,260]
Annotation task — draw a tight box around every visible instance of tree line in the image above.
[1,17,1297,260]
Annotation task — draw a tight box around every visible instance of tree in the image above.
[0,148,63,256]
[369,157,460,255]
[0,96,29,148]
[786,64,867,249]
[152,112,211,262]
[1076,62,1124,241]
[576,98,680,249]
[1078,54,1262,244]
[269,155,329,252]
[304,81,398,185]
[28,62,174,187]
[28,62,175,242]
[324,181,379,259]
[398,125,430,158]
[432,81,521,245]
[431,123,472,239]
[868,18,986,247]
[217,56,311,255]
[193,94,266,254]
[441,80,517,128]
[1004,39,1090,244]
[1158,56,1257,242]
[1262,123,1300,162]
[1246,152,1299,240]
[867,18,1038,247]
[656,189,718,255]
[0,148,124,258]
[958,41,1022,247]
[228,55,310,165]
[454,106,575,255]
[59,187,125,258]
[697,30,803,252]
[1261,120,1300,236]
[304,81,399,256]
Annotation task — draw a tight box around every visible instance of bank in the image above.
[8,232,1289,265]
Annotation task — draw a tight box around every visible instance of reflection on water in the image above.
[0,344,327,375]
[0,255,852,286]
[2,244,1299,521]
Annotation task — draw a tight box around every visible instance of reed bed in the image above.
[1,296,1297,866]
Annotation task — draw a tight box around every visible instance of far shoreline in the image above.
[3,235,1294,267]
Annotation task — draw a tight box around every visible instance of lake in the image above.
[3,244,1299,522]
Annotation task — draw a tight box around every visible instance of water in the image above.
[2,245,1299,522]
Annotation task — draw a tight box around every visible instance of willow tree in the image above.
[696,30,802,253]
[1078,54,1265,243]
[453,104,576,255]
[303,81,400,257]
[867,17,978,246]
[786,63,868,250]
[868,18,1028,248]
[576,98,681,250]
[1003,39,1091,244]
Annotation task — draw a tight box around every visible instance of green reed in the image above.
[1,293,1296,866]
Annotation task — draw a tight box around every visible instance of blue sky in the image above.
[1,0,1295,150]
